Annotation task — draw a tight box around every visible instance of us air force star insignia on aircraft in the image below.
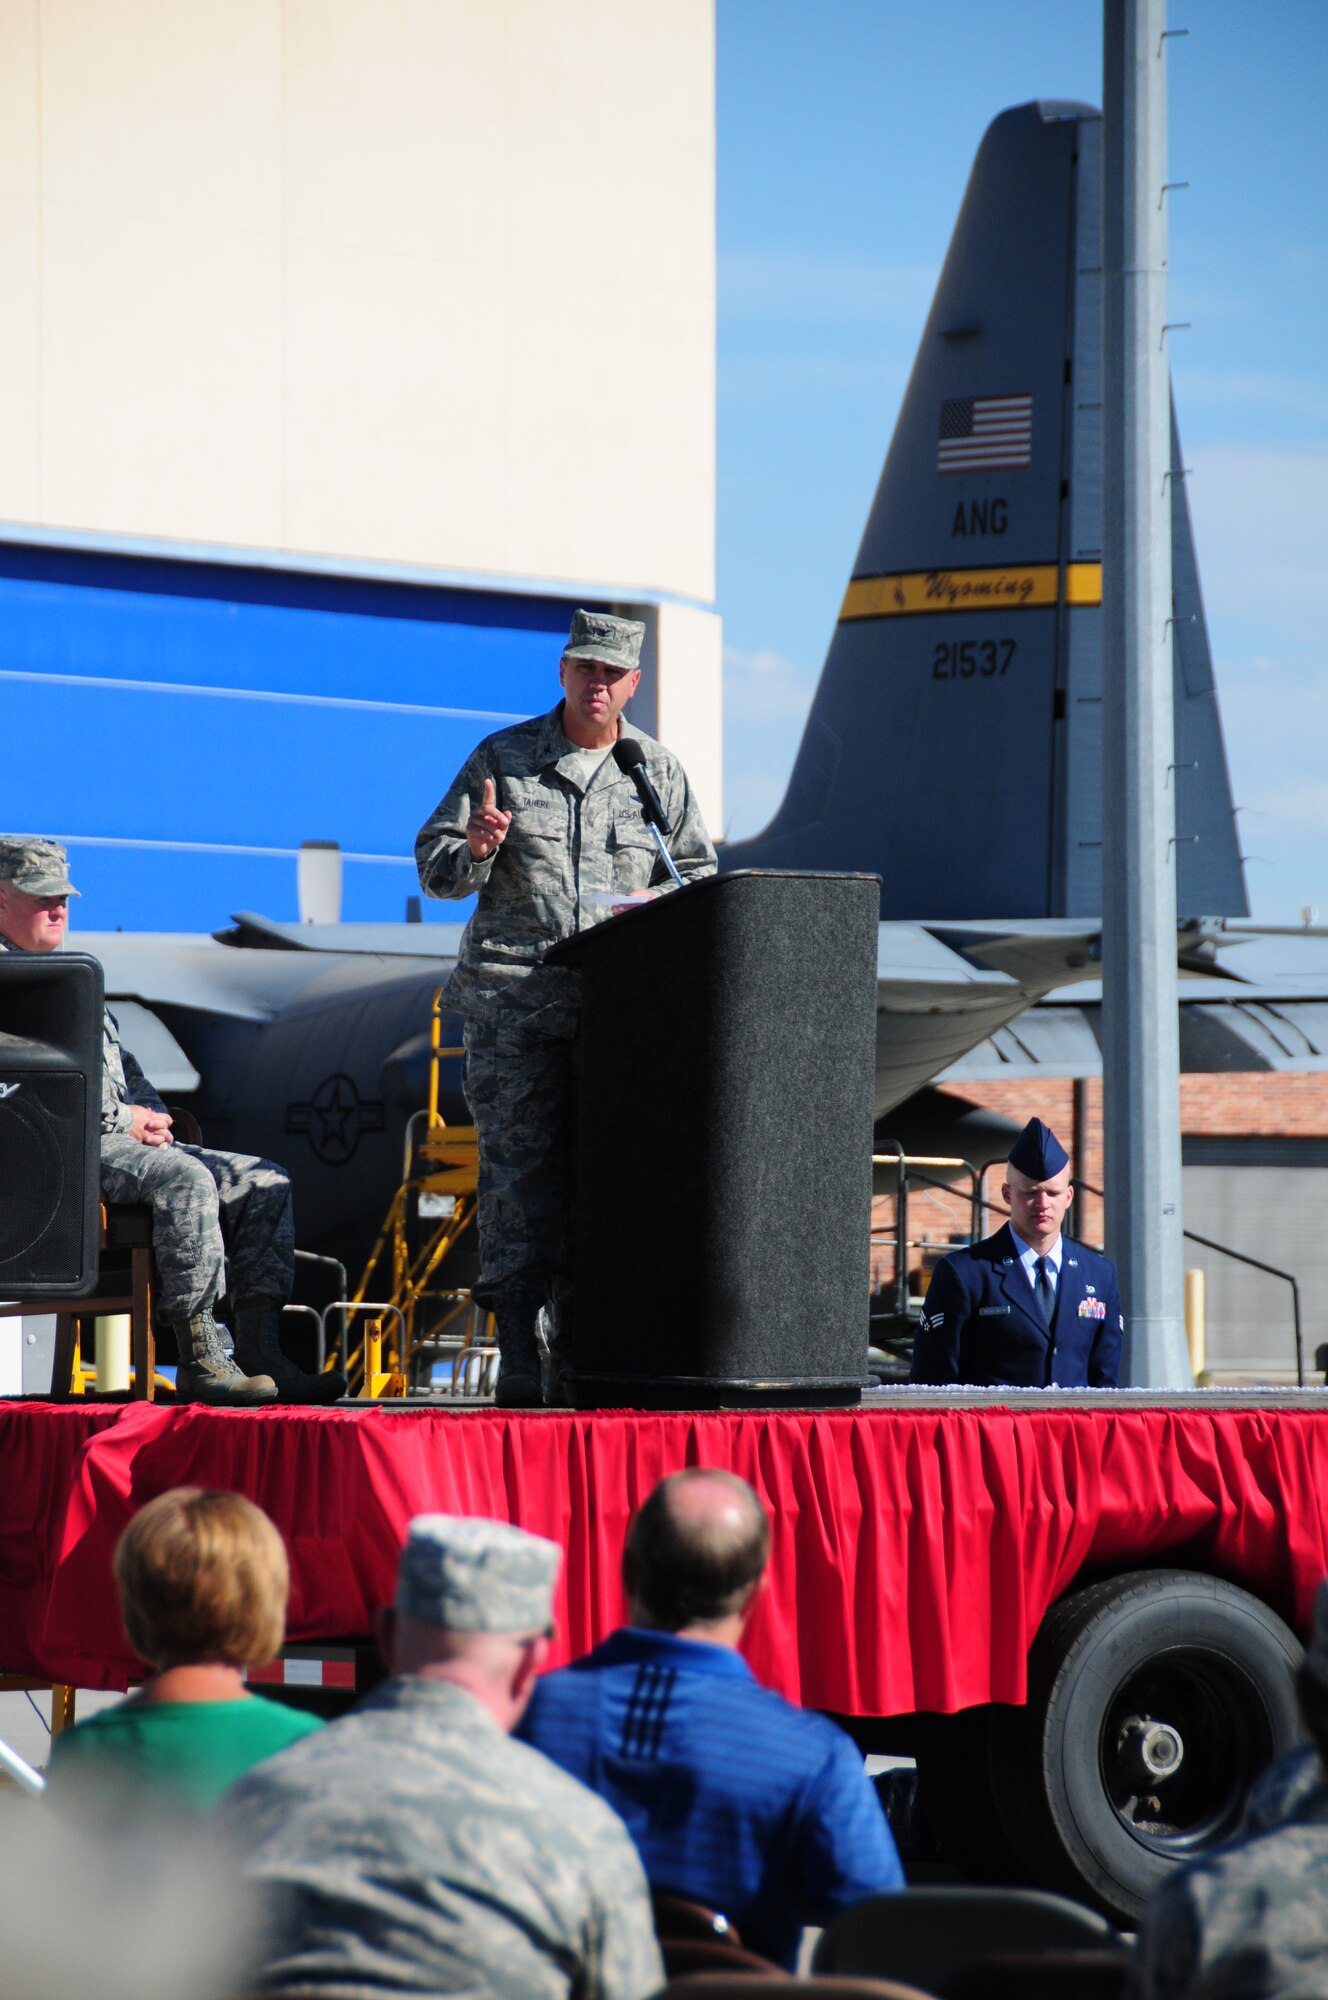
[286,1073,385,1165]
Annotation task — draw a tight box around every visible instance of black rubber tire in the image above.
[988,1569,1304,1924]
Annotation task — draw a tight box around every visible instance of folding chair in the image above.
[812,1886,1119,1995]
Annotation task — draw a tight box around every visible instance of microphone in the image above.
[611,739,685,890]
[611,739,672,835]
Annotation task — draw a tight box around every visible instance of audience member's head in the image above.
[1297,1580,1328,1756]
[623,1468,770,1637]
[380,1514,561,1728]
[115,1487,289,1672]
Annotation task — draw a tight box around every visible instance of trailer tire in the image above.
[989,1569,1304,1925]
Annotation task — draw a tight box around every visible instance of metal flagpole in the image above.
[1101,0,1193,1386]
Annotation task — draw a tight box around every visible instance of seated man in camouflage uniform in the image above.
[227,1514,664,2000]
[415,609,716,1406]
[1130,1578,1328,2000]
[0,836,342,1406]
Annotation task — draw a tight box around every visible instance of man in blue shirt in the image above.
[517,1468,903,1968]
[910,1116,1123,1387]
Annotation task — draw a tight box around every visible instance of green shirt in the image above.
[47,1695,323,1811]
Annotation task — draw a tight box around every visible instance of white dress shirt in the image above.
[1009,1226,1063,1303]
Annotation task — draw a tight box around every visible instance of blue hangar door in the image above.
[0,541,574,932]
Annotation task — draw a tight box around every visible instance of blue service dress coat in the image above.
[909,1223,1124,1387]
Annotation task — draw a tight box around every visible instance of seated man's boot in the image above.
[493,1307,543,1409]
[233,1297,347,1405]
[174,1308,278,1406]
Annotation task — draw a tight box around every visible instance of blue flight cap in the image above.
[1008,1117,1070,1181]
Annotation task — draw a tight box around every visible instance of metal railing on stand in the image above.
[870,1151,984,1373]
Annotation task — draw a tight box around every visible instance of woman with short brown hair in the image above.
[47,1487,321,1810]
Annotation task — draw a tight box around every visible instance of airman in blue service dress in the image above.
[909,1117,1123,1388]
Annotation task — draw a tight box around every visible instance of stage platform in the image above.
[4,1394,1328,1707]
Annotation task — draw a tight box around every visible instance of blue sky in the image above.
[716,1,1328,923]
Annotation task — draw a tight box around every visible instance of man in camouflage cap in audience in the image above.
[0,835,342,1406]
[416,609,716,1405]
[228,1514,664,2000]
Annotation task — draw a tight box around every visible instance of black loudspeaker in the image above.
[549,870,879,1408]
[0,952,103,1296]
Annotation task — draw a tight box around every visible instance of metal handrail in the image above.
[402,1105,429,1181]
[339,1300,407,1338]
[279,1303,326,1373]
[1179,1228,1305,1388]
[0,1734,45,1795]
[294,1249,348,1370]
[871,1151,981,1316]
[976,1160,1306,1388]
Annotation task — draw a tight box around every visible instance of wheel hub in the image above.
[1115,1715,1185,1788]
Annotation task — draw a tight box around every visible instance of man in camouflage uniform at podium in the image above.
[415,610,715,1406]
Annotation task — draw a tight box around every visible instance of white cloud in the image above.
[719,253,938,331]
[1207,645,1328,920]
[1169,443,1328,919]
[1185,443,1328,649]
[1179,367,1328,431]
[723,642,820,719]
[720,352,910,403]
[721,643,820,842]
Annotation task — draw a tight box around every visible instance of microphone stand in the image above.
[645,821,685,890]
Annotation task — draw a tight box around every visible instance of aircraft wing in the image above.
[76,927,458,1021]
[943,925,1328,1085]
[218,912,468,957]
[873,920,1101,1116]
[73,911,1099,1128]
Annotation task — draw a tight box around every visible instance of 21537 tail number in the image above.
[932,638,1016,680]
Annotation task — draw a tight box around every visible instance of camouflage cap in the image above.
[396,1514,560,1634]
[562,609,645,672]
[0,836,79,898]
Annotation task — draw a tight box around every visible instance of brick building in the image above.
[872,1069,1328,1382]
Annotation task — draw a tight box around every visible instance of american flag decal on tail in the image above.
[937,393,1033,473]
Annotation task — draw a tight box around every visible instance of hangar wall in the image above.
[0,0,721,928]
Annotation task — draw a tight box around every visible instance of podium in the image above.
[548,870,878,1408]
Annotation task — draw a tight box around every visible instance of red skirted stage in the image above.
[3,1399,1327,1706]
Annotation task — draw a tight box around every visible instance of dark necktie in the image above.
[1034,1254,1056,1328]
[1032,1248,1056,1328]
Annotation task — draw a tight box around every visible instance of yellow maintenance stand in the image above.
[332,989,496,1398]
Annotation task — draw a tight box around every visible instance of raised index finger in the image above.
[480,776,497,813]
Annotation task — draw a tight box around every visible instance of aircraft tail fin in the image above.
[722,100,1247,922]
